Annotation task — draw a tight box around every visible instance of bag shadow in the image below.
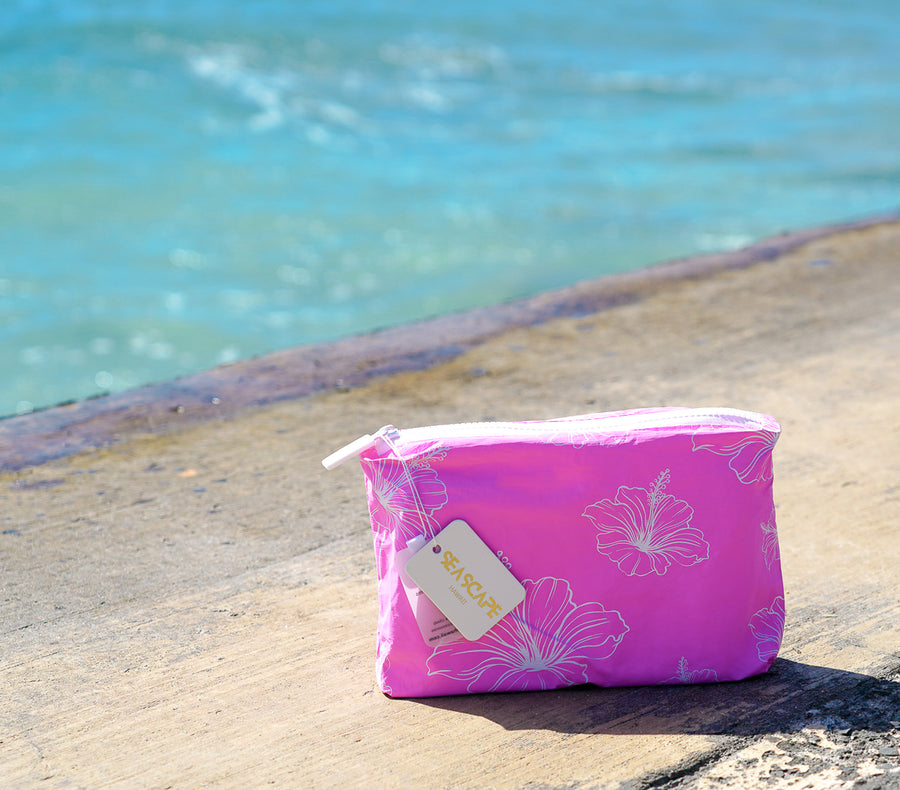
[412,659,900,736]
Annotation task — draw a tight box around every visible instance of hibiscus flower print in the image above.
[749,596,786,663]
[760,511,780,571]
[409,443,447,468]
[691,430,778,484]
[664,656,719,684]
[426,577,628,693]
[376,653,393,697]
[367,457,448,542]
[583,469,709,576]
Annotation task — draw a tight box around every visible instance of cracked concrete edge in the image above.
[636,727,900,790]
[2,210,899,472]
[624,741,743,790]
[623,663,900,790]
[641,731,900,790]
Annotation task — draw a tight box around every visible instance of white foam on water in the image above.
[3,0,900,416]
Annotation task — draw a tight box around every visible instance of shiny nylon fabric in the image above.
[357,409,784,698]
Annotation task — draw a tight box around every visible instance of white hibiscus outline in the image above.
[583,469,709,576]
[426,576,629,693]
[760,510,780,571]
[366,456,448,542]
[376,653,393,697]
[665,656,719,684]
[749,595,786,663]
[691,430,778,484]
[409,443,447,467]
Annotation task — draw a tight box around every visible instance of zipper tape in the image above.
[322,408,779,468]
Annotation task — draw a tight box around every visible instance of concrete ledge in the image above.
[2,217,899,788]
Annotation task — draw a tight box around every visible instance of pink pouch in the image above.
[324,407,784,698]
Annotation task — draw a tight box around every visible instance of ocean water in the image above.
[2,1,899,417]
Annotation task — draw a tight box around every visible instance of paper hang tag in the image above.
[404,519,526,641]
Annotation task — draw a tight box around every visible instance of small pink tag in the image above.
[396,543,461,647]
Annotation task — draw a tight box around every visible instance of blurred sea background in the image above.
[2,0,899,417]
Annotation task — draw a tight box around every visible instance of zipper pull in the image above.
[321,426,397,470]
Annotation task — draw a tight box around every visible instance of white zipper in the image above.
[322,407,777,469]
[321,425,398,470]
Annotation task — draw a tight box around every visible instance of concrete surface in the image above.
[1,219,899,789]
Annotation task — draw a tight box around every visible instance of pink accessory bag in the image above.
[323,407,785,698]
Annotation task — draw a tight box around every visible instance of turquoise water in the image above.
[2,1,899,417]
